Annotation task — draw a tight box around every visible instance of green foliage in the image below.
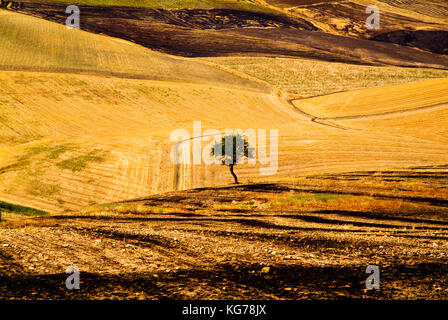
[26,180,60,196]
[84,202,170,214]
[26,143,76,160]
[47,145,76,159]
[269,194,371,206]
[214,200,261,210]
[56,150,106,172]
[210,134,254,166]
[0,200,48,217]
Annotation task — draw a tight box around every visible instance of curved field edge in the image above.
[203,56,448,99]
[291,78,448,118]
[0,200,48,220]
[2,71,448,213]
[0,9,267,93]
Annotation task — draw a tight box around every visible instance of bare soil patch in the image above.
[221,27,448,68]
[1,166,448,299]
[372,30,448,55]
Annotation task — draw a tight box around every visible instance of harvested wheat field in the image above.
[203,56,448,98]
[291,78,448,117]
[1,1,448,302]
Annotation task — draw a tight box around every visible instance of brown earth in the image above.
[371,30,448,55]
[1,166,448,299]
[221,27,448,68]
[286,0,443,35]
[14,3,317,30]
[263,0,336,9]
[284,0,448,54]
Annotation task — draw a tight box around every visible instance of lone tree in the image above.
[210,134,254,184]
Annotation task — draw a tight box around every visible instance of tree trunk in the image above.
[229,164,239,184]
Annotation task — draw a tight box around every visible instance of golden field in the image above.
[204,56,448,98]
[1,9,448,214]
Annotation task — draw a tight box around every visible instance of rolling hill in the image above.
[0,9,265,89]
[1,9,448,214]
